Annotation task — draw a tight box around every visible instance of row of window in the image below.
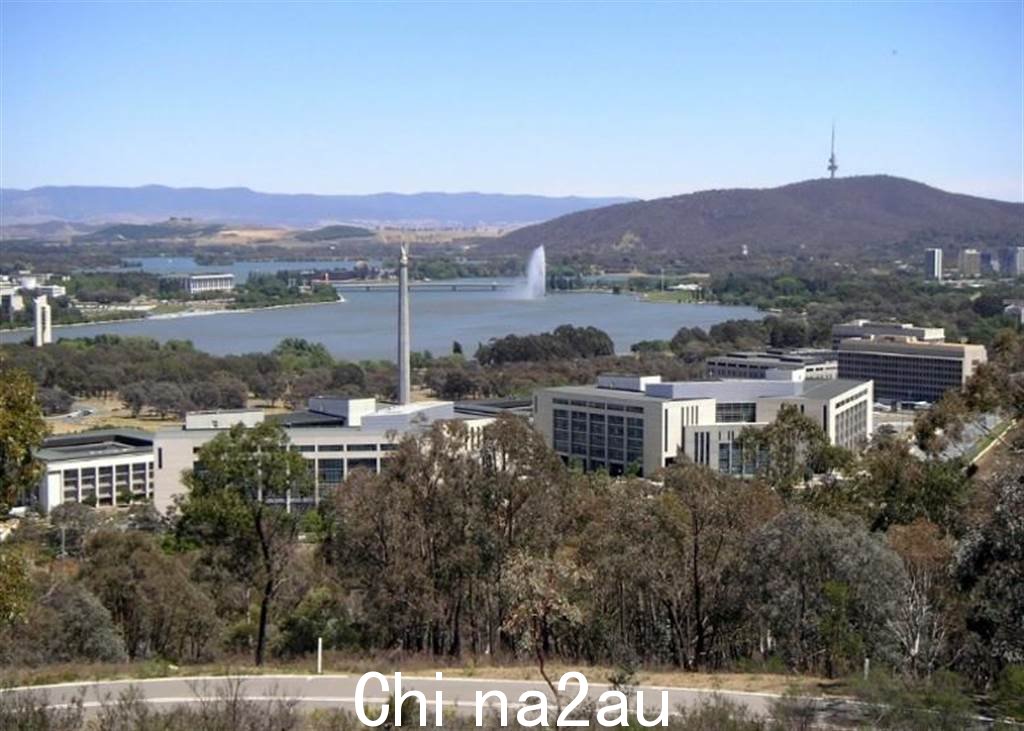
[552,408,644,467]
[290,442,398,453]
[551,397,645,414]
[60,461,154,505]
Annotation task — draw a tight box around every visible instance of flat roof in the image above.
[544,378,870,403]
[793,379,872,401]
[708,351,837,366]
[542,384,673,403]
[38,428,154,462]
[270,411,349,428]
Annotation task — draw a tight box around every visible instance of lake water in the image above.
[33,283,760,360]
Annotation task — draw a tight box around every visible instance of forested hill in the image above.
[0,185,632,228]
[488,176,1024,267]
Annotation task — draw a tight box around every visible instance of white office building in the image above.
[925,248,943,281]
[35,430,155,514]
[534,373,873,478]
[153,397,493,513]
[168,273,235,295]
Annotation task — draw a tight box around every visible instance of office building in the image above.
[36,284,66,298]
[830,320,945,349]
[925,248,943,281]
[153,397,492,512]
[534,373,873,478]
[0,282,24,318]
[705,350,838,381]
[837,336,986,403]
[33,295,52,347]
[1003,247,1024,278]
[34,429,155,514]
[167,273,235,295]
[959,249,981,278]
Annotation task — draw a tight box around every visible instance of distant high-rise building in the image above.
[1003,247,1024,278]
[33,295,52,347]
[981,251,998,275]
[925,248,943,281]
[959,248,981,278]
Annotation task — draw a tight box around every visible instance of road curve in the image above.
[2,673,858,722]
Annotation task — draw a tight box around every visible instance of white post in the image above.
[317,636,323,675]
[863,656,870,680]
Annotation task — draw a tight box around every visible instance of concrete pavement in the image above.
[2,672,859,723]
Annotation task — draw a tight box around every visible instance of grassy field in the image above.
[45,397,290,435]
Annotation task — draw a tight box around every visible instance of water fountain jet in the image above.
[521,245,546,299]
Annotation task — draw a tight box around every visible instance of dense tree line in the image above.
[476,325,615,365]
[710,269,1024,346]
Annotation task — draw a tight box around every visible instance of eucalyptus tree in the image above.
[0,363,47,512]
[175,421,312,666]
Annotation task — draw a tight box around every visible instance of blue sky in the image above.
[2,2,1021,201]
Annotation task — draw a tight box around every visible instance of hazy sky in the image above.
[2,2,1022,201]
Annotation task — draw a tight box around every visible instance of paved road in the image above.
[3,673,859,723]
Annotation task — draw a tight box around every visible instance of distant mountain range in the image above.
[490,176,1024,265]
[0,185,633,228]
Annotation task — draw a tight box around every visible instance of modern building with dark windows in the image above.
[533,373,873,478]
[836,336,987,403]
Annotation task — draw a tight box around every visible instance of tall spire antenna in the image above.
[397,243,411,405]
[827,121,838,179]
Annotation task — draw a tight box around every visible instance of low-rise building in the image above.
[153,397,493,512]
[831,320,945,348]
[35,429,155,514]
[836,335,987,403]
[533,373,872,478]
[705,350,838,380]
[166,273,235,295]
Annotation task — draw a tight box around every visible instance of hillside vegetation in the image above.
[294,224,375,241]
[490,176,1024,269]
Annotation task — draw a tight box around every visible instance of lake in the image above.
[34,283,761,360]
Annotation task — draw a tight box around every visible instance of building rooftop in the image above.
[37,428,153,462]
[454,398,533,418]
[709,350,837,366]
[838,336,986,355]
[546,377,869,403]
[269,411,349,428]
